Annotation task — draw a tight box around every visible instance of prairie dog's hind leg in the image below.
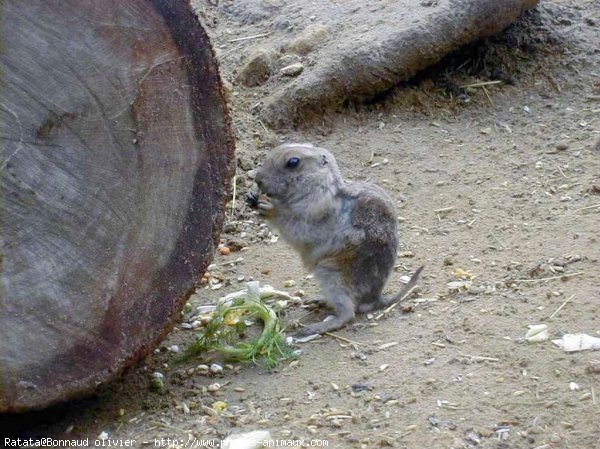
[295,268,356,336]
[303,296,329,308]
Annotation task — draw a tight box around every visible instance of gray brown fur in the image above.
[255,143,423,335]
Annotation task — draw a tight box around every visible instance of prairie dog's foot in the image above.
[294,314,354,337]
[295,284,355,336]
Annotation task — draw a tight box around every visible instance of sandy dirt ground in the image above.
[5,1,600,448]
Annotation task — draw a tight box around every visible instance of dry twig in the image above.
[324,332,364,347]
[434,206,455,214]
[575,204,600,212]
[375,283,419,320]
[482,85,494,107]
[548,294,575,319]
[460,80,502,88]
[229,32,270,43]
[514,271,584,284]
[458,351,499,362]
[230,174,237,217]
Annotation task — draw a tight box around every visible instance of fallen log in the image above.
[259,0,539,127]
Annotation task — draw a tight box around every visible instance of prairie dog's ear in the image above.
[321,154,328,165]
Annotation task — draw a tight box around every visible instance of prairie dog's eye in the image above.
[286,157,300,168]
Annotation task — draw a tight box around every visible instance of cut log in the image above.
[0,0,235,412]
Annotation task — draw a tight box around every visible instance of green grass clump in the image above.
[184,282,295,368]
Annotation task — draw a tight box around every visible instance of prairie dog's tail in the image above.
[384,265,424,306]
[357,265,424,314]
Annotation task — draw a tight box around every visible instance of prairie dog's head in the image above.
[255,143,343,200]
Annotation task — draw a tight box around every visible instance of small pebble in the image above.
[478,428,493,438]
[222,431,272,448]
[208,383,221,392]
[210,363,224,375]
[219,246,231,256]
[212,400,228,412]
[283,279,296,287]
[98,431,109,440]
[569,382,580,391]
[498,430,509,441]
[150,376,165,393]
[579,392,592,401]
[280,62,304,76]
[235,49,272,87]
[286,25,330,55]
[168,345,180,353]
[549,434,562,443]
[466,431,480,444]
[351,351,367,361]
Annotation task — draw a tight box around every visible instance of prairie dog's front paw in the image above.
[257,194,275,217]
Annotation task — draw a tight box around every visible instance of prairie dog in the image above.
[254,143,422,335]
